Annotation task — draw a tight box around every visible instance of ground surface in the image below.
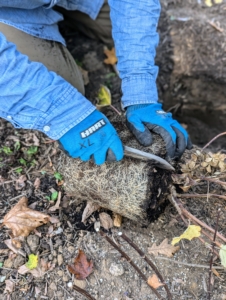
[1,1,226,299]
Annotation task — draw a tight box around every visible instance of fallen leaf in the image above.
[172,225,201,245]
[68,249,93,280]
[212,268,220,277]
[74,279,87,289]
[48,191,62,212]
[26,254,38,270]
[28,202,38,209]
[3,196,51,238]
[18,257,54,278]
[4,280,15,294]
[148,238,179,257]
[0,249,9,255]
[113,213,122,227]
[34,178,40,189]
[4,239,26,257]
[35,287,41,297]
[220,244,226,267]
[15,175,27,190]
[147,274,164,289]
[33,229,42,237]
[205,0,212,7]
[99,212,113,230]
[104,47,117,65]
[82,202,100,224]
[96,85,111,110]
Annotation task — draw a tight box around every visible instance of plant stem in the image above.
[202,132,226,151]
[180,206,226,244]
[179,193,226,201]
[208,209,221,300]
[118,232,172,300]
[99,230,164,300]
[73,285,96,300]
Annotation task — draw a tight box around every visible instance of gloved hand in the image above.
[126,103,192,159]
[59,110,123,165]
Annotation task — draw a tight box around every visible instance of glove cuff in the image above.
[126,103,163,113]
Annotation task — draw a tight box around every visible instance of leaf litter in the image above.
[148,238,180,257]
[2,196,53,238]
[68,249,93,280]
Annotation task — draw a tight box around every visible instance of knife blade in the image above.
[124,145,175,171]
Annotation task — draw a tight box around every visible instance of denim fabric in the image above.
[0,0,161,139]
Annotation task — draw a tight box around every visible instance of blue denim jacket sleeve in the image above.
[108,0,161,108]
[0,32,96,140]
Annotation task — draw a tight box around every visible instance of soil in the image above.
[1,1,226,300]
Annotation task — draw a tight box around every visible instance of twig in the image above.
[155,257,225,269]
[202,177,226,186]
[169,190,223,254]
[202,132,226,151]
[73,285,96,300]
[207,21,224,33]
[208,209,221,300]
[110,104,122,116]
[179,193,226,201]
[99,230,164,300]
[118,232,172,300]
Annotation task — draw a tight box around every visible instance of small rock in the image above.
[3,258,13,268]
[63,275,69,282]
[55,291,63,298]
[57,254,63,266]
[67,282,73,288]
[48,254,53,261]
[53,250,57,257]
[109,262,124,276]
[57,270,63,276]
[27,235,39,253]
[49,282,57,291]
[74,279,86,289]
[13,255,25,268]
[67,246,75,254]
[58,246,63,253]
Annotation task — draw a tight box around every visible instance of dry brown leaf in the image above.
[4,239,26,257]
[113,213,122,227]
[148,238,180,257]
[104,47,117,65]
[68,249,93,280]
[3,197,50,238]
[0,248,9,255]
[82,201,100,224]
[212,268,220,277]
[18,257,55,278]
[99,212,113,230]
[15,175,27,190]
[48,191,61,212]
[147,274,164,289]
[28,201,38,209]
[4,280,15,294]
[34,178,40,189]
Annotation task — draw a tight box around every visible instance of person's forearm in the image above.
[109,0,161,107]
[0,0,59,9]
[0,32,95,139]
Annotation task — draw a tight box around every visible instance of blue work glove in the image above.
[59,110,124,165]
[126,103,192,159]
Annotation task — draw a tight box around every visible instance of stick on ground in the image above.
[99,230,164,300]
[118,232,172,300]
